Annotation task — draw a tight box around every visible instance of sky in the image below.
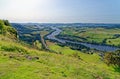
[0,0,120,23]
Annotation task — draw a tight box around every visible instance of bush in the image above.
[1,45,27,53]
[5,26,18,38]
[0,19,18,38]
[3,20,11,26]
[104,50,120,67]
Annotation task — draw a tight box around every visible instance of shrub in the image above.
[0,19,18,38]
[3,20,11,26]
[104,50,120,67]
[1,45,27,53]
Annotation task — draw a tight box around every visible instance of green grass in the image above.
[40,30,49,37]
[46,40,103,62]
[106,38,120,46]
[0,35,120,79]
[46,41,75,55]
[46,40,120,79]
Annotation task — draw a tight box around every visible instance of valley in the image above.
[1,0,120,79]
[47,26,119,52]
[0,20,120,79]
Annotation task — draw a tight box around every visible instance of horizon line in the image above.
[11,22,120,24]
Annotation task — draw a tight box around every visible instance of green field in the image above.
[106,38,120,46]
[60,27,120,46]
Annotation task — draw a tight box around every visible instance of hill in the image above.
[0,20,120,79]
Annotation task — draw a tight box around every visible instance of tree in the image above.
[104,50,120,67]
[3,20,11,26]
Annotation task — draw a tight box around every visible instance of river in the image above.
[47,27,119,52]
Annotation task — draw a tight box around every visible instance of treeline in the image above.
[57,34,120,48]
[56,34,87,42]
[65,41,90,51]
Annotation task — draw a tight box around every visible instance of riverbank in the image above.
[46,27,119,52]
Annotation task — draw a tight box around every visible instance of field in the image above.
[60,27,120,46]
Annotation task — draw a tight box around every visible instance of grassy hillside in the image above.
[0,20,120,79]
[0,20,17,39]
[0,35,120,79]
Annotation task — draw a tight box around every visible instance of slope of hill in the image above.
[0,20,120,79]
[0,20,17,39]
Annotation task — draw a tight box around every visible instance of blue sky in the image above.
[0,0,120,23]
